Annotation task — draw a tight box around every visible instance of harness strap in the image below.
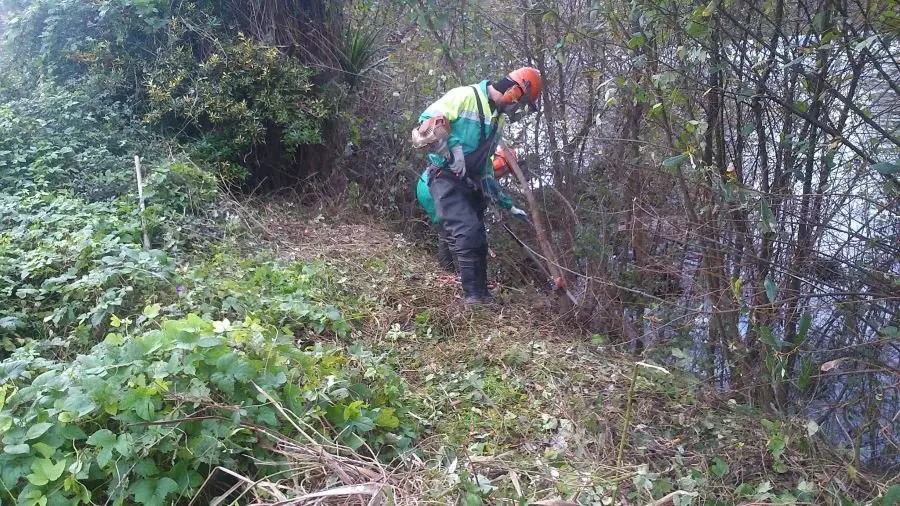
[464,85,499,180]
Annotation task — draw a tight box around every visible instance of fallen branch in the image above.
[645,490,698,505]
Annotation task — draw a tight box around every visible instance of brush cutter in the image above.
[501,218,578,305]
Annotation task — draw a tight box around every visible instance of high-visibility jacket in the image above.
[418,80,513,212]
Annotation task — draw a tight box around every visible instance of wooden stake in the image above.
[134,155,151,250]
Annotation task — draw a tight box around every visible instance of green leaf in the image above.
[796,312,812,343]
[26,458,66,486]
[806,420,820,437]
[131,476,179,506]
[343,400,365,421]
[877,484,900,506]
[375,408,400,429]
[686,20,707,37]
[62,393,98,417]
[104,332,125,345]
[663,153,689,169]
[19,488,46,506]
[87,428,117,467]
[135,459,160,478]
[710,456,729,478]
[755,480,774,498]
[143,303,161,319]
[87,429,116,447]
[25,422,53,441]
[758,326,778,348]
[341,432,366,450]
[731,278,743,300]
[758,200,776,234]
[872,161,899,175]
[462,491,483,506]
[627,33,646,49]
[764,275,777,303]
[735,482,755,497]
[797,480,816,494]
[121,389,157,420]
[767,434,786,459]
[350,416,375,433]
[4,443,30,454]
[741,124,756,137]
[32,442,56,458]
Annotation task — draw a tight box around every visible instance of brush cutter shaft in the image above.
[502,223,577,304]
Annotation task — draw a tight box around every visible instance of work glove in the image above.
[445,144,466,178]
[510,206,528,221]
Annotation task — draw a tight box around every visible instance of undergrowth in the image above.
[0,314,415,505]
[0,147,896,505]
[241,200,900,506]
[0,185,419,505]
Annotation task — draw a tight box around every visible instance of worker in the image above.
[411,67,540,305]
[415,146,522,277]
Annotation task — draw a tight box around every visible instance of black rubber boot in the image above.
[457,255,483,305]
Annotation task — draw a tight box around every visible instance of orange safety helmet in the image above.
[502,67,542,108]
[492,146,517,179]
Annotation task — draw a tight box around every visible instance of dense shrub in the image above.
[145,25,330,179]
[175,254,350,338]
[1,0,340,190]
[0,84,155,198]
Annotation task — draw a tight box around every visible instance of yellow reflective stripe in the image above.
[457,110,493,126]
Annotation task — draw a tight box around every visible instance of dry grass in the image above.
[220,196,895,505]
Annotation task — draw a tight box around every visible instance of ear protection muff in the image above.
[502,82,526,105]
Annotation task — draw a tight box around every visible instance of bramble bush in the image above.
[0,313,416,506]
[174,253,351,339]
[0,191,178,354]
[0,186,419,505]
